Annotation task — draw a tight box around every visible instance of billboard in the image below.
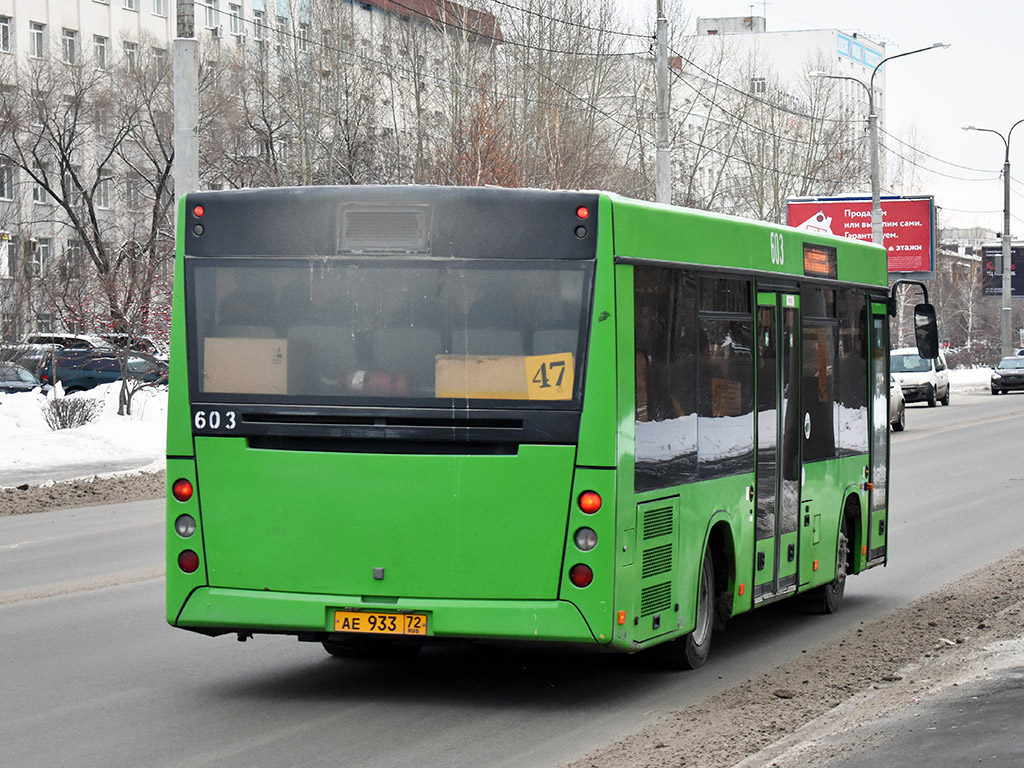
[980,244,1024,298]
[786,196,935,275]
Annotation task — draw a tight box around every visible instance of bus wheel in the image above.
[818,519,849,614]
[658,548,715,670]
[322,636,421,660]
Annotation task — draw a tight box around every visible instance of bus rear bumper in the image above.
[173,587,606,646]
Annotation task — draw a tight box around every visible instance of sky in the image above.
[0,370,992,488]
[620,0,1021,234]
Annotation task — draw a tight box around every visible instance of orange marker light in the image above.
[813,559,819,572]
[617,611,626,625]
[738,583,745,596]
[862,545,868,556]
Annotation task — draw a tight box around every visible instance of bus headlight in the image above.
[574,527,597,551]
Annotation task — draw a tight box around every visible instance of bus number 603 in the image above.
[194,409,237,432]
[770,232,785,266]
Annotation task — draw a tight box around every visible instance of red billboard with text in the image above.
[786,196,934,274]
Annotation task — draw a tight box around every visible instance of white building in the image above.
[670,16,887,217]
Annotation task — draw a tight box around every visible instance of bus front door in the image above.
[753,292,801,603]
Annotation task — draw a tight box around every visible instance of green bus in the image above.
[166,186,934,668]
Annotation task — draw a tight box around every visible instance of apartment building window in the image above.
[32,164,48,204]
[153,0,168,17]
[96,176,110,209]
[205,0,219,30]
[0,164,13,200]
[64,240,84,279]
[253,10,265,41]
[31,238,51,277]
[750,77,766,95]
[123,0,138,11]
[298,22,309,52]
[62,29,78,64]
[30,22,45,58]
[229,4,243,38]
[64,165,83,208]
[125,173,142,210]
[123,41,138,71]
[153,47,167,74]
[0,16,11,54]
[94,35,107,69]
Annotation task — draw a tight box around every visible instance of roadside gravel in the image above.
[0,470,165,516]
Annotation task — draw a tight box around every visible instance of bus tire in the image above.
[658,548,715,670]
[814,517,849,614]
[322,636,421,660]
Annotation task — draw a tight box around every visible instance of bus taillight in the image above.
[172,478,194,502]
[178,550,200,574]
[569,564,593,588]
[576,206,590,220]
[578,491,601,514]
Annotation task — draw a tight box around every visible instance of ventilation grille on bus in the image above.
[639,502,676,617]
[643,506,673,540]
[642,543,673,579]
[640,581,672,617]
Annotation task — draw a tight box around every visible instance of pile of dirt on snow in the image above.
[0,471,165,516]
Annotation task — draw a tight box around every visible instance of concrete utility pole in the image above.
[654,0,670,205]
[964,118,1024,358]
[174,0,199,206]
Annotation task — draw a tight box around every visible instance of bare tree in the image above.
[0,38,173,414]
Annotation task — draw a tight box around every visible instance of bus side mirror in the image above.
[914,303,939,359]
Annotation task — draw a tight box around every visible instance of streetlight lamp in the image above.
[810,42,949,247]
[963,119,1024,358]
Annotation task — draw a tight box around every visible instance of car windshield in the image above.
[997,357,1024,370]
[0,365,37,384]
[890,353,930,373]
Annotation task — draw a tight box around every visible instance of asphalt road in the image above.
[2,388,1024,768]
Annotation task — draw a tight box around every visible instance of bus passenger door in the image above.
[867,304,889,564]
[754,292,801,603]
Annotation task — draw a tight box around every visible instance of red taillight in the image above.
[576,206,590,220]
[578,491,602,514]
[192,204,205,218]
[178,550,200,574]
[172,478,193,502]
[569,564,593,588]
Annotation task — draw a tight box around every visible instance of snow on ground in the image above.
[0,383,167,480]
[0,367,996,481]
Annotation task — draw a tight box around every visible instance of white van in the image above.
[890,347,950,407]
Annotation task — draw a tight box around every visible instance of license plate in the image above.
[333,610,428,636]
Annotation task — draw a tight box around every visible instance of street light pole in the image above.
[810,43,949,247]
[964,118,1024,357]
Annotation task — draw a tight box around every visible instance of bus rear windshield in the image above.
[187,258,591,406]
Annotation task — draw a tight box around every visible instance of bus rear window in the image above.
[188,259,591,405]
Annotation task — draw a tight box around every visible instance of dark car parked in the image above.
[38,349,168,393]
[991,357,1024,394]
[0,362,50,394]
